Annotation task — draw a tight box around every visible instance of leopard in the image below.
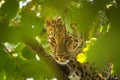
[45,16,119,80]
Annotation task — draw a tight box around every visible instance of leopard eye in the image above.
[48,37,54,42]
[49,31,54,34]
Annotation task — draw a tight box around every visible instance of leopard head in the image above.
[45,17,70,64]
[45,16,84,65]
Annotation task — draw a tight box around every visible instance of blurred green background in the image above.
[0,0,120,79]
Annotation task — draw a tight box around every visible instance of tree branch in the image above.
[24,38,69,80]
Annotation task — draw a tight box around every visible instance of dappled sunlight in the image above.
[26,77,34,80]
[19,0,31,8]
[0,0,5,8]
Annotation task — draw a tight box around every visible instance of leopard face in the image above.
[46,17,69,64]
[45,17,84,65]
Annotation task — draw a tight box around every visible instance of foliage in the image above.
[0,0,120,79]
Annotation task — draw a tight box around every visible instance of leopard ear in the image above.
[45,18,52,26]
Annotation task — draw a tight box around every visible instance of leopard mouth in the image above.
[55,59,70,65]
[54,55,70,65]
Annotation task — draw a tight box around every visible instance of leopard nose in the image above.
[55,56,66,62]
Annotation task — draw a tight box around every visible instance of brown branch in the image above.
[24,38,69,80]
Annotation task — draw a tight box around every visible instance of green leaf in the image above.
[4,57,16,74]
[40,0,72,17]
[22,46,36,59]
[20,9,44,39]
[0,20,23,43]
[0,51,8,72]
[14,43,25,53]
[0,44,9,72]
[0,0,19,21]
